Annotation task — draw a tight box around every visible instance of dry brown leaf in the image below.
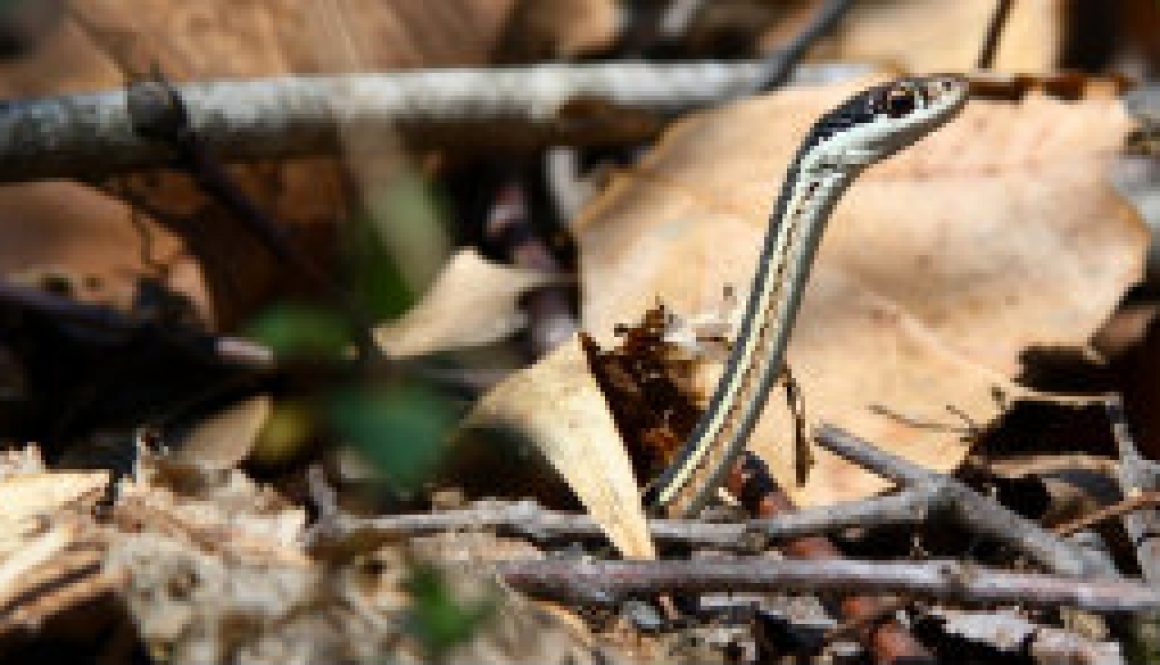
[458,335,655,559]
[375,248,561,358]
[0,0,522,327]
[814,0,1062,73]
[492,0,617,63]
[69,0,518,79]
[575,78,1146,506]
[0,181,207,314]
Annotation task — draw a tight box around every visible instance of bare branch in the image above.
[496,557,1160,613]
[0,62,865,183]
[305,490,940,554]
[756,0,858,92]
[307,498,736,550]
[1055,491,1160,537]
[815,424,1118,578]
[1107,396,1160,585]
[976,0,1015,70]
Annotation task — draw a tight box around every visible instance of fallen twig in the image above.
[976,0,1015,70]
[496,557,1160,613]
[1107,397,1160,584]
[730,454,932,663]
[305,491,942,554]
[755,0,858,92]
[814,424,1117,578]
[306,497,746,551]
[0,62,866,182]
[1054,490,1160,537]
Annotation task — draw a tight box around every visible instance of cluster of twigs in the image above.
[305,408,1160,661]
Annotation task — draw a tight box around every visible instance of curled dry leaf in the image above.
[168,394,272,471]
[456,335,655,559]
[575,78,1146,506]
[375,248,561,358]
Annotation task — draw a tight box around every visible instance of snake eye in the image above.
[885,86,917,118]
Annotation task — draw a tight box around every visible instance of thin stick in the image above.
[1107,396,1160,584]
[0,62,864,183]
[729,455,931,663]
[976,0,1015,69]
[815,424,1116,578]
[756,0,858,92]
[496,557,1160,613]
[1054,491,1160,537]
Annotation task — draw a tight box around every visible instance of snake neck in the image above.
[651,163,852,517]
[645,75,968,518]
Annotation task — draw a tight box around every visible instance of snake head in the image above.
[803,74,969,171]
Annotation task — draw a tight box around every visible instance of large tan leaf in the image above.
[458,335,655,559]
[575,79,1146,506]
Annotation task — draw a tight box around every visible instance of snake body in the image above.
[647,76,970,517]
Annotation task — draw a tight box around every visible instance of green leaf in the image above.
[343,171,451,322]
[245,303,352,360]
[404,563,495,662]
[328,383,456,492]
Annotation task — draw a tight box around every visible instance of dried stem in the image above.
[306,490,944,554]
[496,557,1160,613]
[0,62,862,183]
[976,0,1014,69]
[729,454,932,663]
[814,424,1117,578]
[756,0,858,92]
[1054,490,1160,537]
[1107,396,1160,584]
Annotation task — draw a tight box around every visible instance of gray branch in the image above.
[306,491,936,554]
[496,557,1160,613]
[0,62,866,183]
[1106,397,1160,585]
[309,427,1118,579]
[814,424,1118,578]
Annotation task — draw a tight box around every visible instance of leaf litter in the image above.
[0,2,1150,660]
